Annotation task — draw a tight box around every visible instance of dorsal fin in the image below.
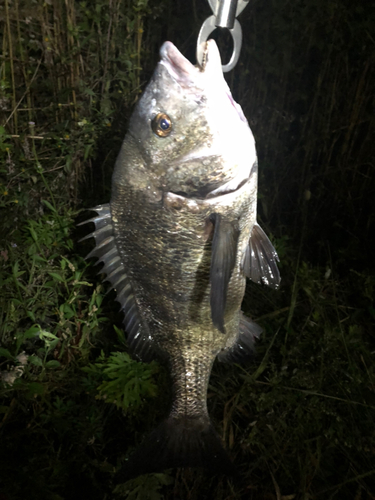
[209,213,240,334]
[242,222,280,289]
[78,205,158,362]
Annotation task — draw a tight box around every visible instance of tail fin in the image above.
[115,416,235,481]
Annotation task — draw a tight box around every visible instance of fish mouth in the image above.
[160,40,247,123]
[159,42,198,87]
[170,178,247,201]
[170,161,257,201]
[159,40,223,89]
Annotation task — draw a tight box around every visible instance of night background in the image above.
[0,0,374,498]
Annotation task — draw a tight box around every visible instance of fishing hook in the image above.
[197,0,250,72]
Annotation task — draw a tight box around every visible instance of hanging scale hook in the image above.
[197,0,250,72]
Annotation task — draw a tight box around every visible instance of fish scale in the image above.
[80,39,280,478]
[111,182,249,337]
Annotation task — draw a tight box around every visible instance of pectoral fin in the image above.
[243,222,280,289]
[209,213,239,333]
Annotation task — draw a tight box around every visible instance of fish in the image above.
[79,40,280,478]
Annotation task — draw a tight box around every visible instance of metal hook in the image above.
[196,0,249,72]
[197,17,242,73]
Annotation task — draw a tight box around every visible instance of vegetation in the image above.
[0,0,374,499]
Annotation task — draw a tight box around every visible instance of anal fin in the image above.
[217,312,262,364]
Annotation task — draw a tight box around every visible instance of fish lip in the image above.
[160,40,247,123]
[159,41,198,86]
[205,176,249,199]
[165,176,251,213]
[169,175,251,203]
[168,161,257,201]
[159,40,222,88]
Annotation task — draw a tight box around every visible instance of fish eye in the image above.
[151,113,172,137]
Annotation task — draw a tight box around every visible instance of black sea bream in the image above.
[81,40,280,477]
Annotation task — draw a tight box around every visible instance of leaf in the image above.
[45,360,61,369]
[92,352,158,410]
[24,325,42,338]
[29,226,38,242]
[29,355,43,367]
[83,88,96,97]
[48,339,59,351]
[114,325,126,345]
[28,243,37,256]
[95,293,103,308]
[84,143,92,160]
[26,310,36,322]
[12,262,25,278]
[0,347,13,359]
[48,272,65,282]
[33,254,47,262]
[42,199,57,213]
[62,303,75,319]
[27,382,45,397]
[39,330,58,340]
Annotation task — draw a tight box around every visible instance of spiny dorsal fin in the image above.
[242,222,280,289]
[209,213,240,334]
[78,205,158,362]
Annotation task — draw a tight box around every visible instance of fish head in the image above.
[121,40,257,199]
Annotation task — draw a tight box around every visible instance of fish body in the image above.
[81,40,280,477]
